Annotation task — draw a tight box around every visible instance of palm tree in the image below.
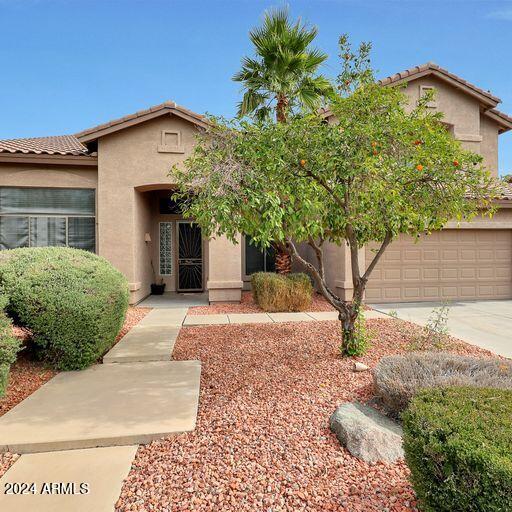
[233,8,333,123]
[234,8,333,273]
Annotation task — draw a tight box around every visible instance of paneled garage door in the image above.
[366,229,512,303]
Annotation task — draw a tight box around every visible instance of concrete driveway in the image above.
[371,300,512,359]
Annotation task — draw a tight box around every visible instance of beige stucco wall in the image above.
[208,234,242,302]
[479,115,499,174]
[97,114,238,304]
[401,76,500,176]
[0,163,97,189]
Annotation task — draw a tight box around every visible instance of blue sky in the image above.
[1,0,511,173]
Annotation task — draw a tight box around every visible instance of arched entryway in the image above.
[134,185,208,298]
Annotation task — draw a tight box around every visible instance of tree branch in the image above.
[307,236,325,280]
[362,231,393,282]
[286,238,345,313]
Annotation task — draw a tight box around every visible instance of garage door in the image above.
[366,229,512,303]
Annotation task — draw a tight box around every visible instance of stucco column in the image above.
[335,244,366,301]
[207,234,243,303]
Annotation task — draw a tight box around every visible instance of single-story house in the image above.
[0,62,511,305]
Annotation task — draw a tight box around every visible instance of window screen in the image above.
[0,216,29,250]
[68,217,96,252]
[30,217,66,247]
[0,187,96,252]
[0,187,95,215]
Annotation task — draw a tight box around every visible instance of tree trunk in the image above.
[276,95,289,124]
[339,304,361,357]
[274,241,292,274]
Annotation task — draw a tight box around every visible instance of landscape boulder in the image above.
[329,402,404,463]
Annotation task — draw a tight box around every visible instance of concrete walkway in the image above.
[372,300,512,359]
[184,309,387,326]
[0,446,137,512]
[0,305,200,510]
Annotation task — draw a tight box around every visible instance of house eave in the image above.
[0,153,98,167]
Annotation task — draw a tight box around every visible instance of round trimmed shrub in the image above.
[0,247,129,370]
[0,295,21,396]
[403,386,512,512]
[373,351,512,416]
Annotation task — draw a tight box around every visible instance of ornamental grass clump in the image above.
[251,272,313,312]
[403,387,512,512]
[373,351,512,416]
[0,247,129,371]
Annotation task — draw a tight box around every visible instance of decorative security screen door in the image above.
[177,221,203,292]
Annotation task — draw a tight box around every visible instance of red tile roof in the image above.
[498,182,512,200]
[75,100,209,142]
[379,62,501,105]
[0,135,87,156]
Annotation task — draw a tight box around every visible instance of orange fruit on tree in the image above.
[416,164,424,171]
[300,159,306,167]
[453,160,460,167]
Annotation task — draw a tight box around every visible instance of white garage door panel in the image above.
[366,230,512,302]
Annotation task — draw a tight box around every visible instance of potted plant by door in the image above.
[151,280,166,295]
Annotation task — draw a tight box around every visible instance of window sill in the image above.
[157,145,185,154]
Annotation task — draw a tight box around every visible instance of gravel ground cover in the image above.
[0,306,150,478]
[117,319,491,512]
[189,291,336,315]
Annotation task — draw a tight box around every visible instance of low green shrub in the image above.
[342,309,372,357]
[0,295,21,396]
[251,272,313,312]
[403,387,512,512]
[373,351,512,416]
[0,247,129,371]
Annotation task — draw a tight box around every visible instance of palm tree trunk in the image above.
[274,94,292,273]
[275,242,292,274]
[276,95,289,124]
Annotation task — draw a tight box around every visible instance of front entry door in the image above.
[177,221,203,292]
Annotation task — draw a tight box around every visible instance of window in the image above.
[0,187,96,252]
[159,222,173,275]
[245,235,276,275]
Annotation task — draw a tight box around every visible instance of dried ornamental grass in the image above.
[251,272,313,312]
[373,351,512,415]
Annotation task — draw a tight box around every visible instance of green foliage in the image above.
[173,83,495,255]
[233,7,333,122]
[172,34,497,355]
[0,247,129,371]
[251,272,312,312]
[0,295,21,396]
[408,303,451,351]
[403,387,512,512]
[341,309,371,357]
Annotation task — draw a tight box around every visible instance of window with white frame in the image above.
[0,187,96,252]
[159,222,173,275]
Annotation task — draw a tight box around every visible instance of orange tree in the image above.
[172,37,497,355]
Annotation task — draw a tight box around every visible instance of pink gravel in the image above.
[116,319,491,512]
[0,306,150,478]
[189,291,336,315]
